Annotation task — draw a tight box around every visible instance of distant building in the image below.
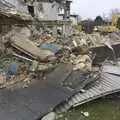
[58,14,78,25]
[70,14,79,25]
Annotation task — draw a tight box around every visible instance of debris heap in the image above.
[0,1,120,89]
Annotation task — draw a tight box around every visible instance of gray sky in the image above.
[71,0,120,19]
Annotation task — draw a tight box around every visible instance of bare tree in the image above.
[109,8,120,20]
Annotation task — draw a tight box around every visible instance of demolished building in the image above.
[0,0,71,20]
[0,0,72,38]
[0,0,73,85]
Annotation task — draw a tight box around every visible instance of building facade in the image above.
[0,0,28,13]
[0,0,68,20]
[0,0,72,36]
[34,1,60,20]
[58,14,78,25]
[0,0,72,21]
[70,14,78,25]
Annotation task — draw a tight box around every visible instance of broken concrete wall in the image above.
[92,44,120,65]
[34,2,44,19]
[0,11,32,35]
[43,2,59,20]
[63,22,72,36]
[34,1,60,20]
[4,0,63,20]
[0,0,68,21]
[34,0,67,20]
[0,0,28,13]
[0,3,33,54]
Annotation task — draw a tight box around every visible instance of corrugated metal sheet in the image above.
[54,65,120,113]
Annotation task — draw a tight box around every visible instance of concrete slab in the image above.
[0,87,72,120]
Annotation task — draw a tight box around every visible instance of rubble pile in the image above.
[1,23,120,89]
[0,25,94,89]
[0,54,31,88]
[64,32,120,48]
[72,54,92,71]
[0,4,120,89]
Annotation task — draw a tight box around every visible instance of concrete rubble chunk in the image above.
[0,71,6,85]
[10,33,55,61]
[73,54,92,71]
[73,63,85,71]
[37,63,53,72]
[29,60,38,72]
[41,112,56,120]
[39,43,62,54]
[20,27,31,38]
[45,63,73,87]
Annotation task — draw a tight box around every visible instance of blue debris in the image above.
[39,43,59,54]
[8,62,19,75]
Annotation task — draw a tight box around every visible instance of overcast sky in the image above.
[71,0,120,19]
